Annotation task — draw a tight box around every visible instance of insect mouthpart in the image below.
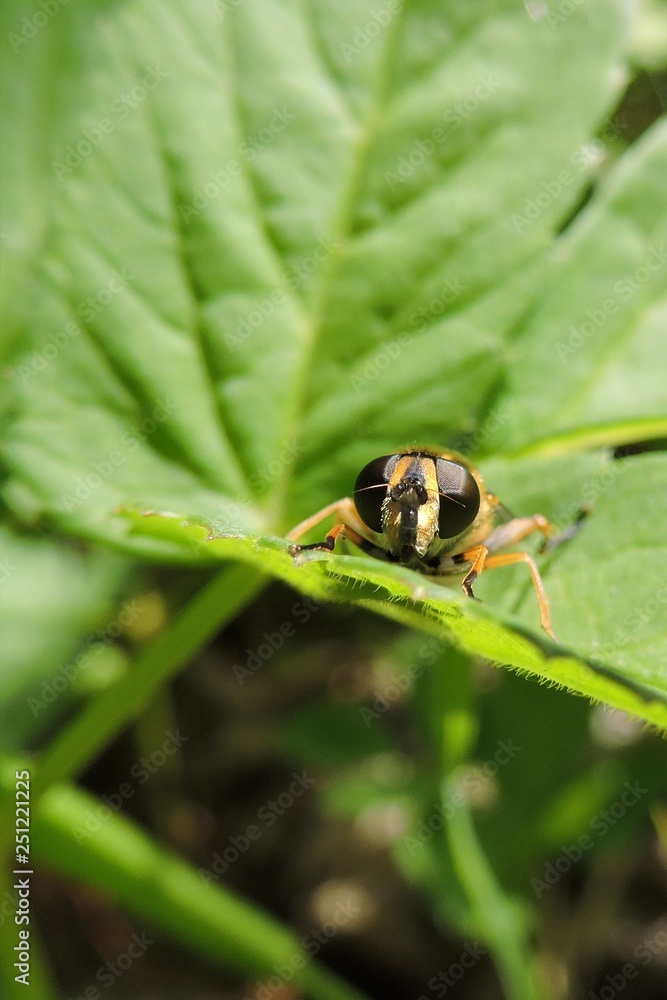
[384,476,432,561]
[388,476,429,506]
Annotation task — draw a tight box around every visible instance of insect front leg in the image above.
[287,498,389,560]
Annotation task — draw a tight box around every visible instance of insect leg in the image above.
[458,544,488,600]
[287,498,358,542]
[484,513,552,553]
[287,498,388,560]
[483,550,556,640]
[541,507,590,552]
[458,522,557,639]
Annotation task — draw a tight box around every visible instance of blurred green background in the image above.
[1,2,667,1000]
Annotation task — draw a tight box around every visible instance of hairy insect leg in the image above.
[457,544,488,600]
[483,550,556,640]
[287,498,388,560]
[287,498,357,542]
[459,512,558,640]
[484,513,552,553]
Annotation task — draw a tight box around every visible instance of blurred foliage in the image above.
[1,2,666,1000]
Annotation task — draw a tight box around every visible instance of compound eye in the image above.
[353,454,400,533]
[435,459,481,538]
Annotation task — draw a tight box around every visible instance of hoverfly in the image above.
[288,447,569,640]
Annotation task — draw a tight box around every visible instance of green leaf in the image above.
[115,503,667,731]
[3,0,629,545]
[3,5,666,996]
[486,122,667,459]
[0,524,127,752]
[472,451,667,687]
[2,5,666,725]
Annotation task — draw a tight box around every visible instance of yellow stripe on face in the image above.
[384,454,440,557]
[388,454,420,486]
[416,456,439,555]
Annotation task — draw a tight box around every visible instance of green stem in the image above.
[443,778,541,1000]
[0,778,371,1000]
[34,563,266,798]
[502,416,667,460]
